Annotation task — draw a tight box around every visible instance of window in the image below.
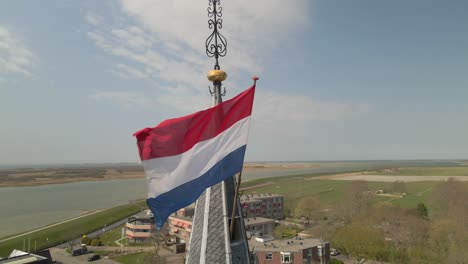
[265,253,273,260]
[281,252,292,263]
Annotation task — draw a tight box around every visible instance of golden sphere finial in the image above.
[207,69,227,82]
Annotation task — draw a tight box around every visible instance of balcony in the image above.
[126,230,151,238]
[126,223,152,230]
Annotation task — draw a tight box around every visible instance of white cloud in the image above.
[118,0,310,75]
[85,12,103,26]
[111,63,149,80]
[255,91,370,123]
[86,1,368,125]
[90,91,154,108]
[85,0,312,89]
[0,26,37,77]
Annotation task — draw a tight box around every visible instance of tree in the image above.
[66,230,81,252]
[330,259,344,264]
[141,232,167,264]
[333,224,387,264]
[81,235,91,245]
[90,238,102,246]
[371,205,428,258]
[294,196,321,220]
[336,181,371,224]
[416,203,428,218]
[430,178,468,219]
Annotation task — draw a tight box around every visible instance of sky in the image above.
[1,0,467,165]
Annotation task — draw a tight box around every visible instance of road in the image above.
[50,247,118,264]
[50,246,184,264]
[56,217,130,248]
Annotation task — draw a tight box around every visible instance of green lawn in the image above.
[112,252,151,264]
[0,200,147,257]
[244,177,350,210]
[100,224,126,246]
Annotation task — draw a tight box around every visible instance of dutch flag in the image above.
[133,85,255,229]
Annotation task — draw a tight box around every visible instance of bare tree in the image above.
[141,232,167,264]
[294,195,321,220]
[337,181,371,224]
[373,205,428,252]
[430,178,468,227]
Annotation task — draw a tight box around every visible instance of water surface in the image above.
[0,160,455,238]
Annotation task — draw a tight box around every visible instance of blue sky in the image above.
[1,0,467,164]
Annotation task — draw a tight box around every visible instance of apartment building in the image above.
[241,193,284,220]
[167,206,195,245]
[126,210,154,242]
[244,217,276,237]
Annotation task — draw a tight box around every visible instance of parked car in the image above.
[88,254,101,262]
[330,248,340,256]
[72,246,88,256]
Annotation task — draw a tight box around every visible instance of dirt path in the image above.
[240,181,273,191]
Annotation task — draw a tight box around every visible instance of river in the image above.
[0,160,453,238]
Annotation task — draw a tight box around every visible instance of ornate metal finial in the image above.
[206,0,227,70]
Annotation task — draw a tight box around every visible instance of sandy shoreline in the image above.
[242,163,320,171]
[0,172,144,188]
[309,172,468,182]
[0,163,319,188]
[2,163,468,187]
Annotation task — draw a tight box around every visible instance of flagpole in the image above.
[187,1,251,263]
[229,76,258,237]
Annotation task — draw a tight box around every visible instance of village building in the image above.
[249,237,330,264]
[240,193,285,220]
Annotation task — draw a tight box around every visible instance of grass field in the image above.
[242,173,468,213]
[99,224,126,246]
[0,200,147,257]
[112,251,151,264]
[370,166,468,176]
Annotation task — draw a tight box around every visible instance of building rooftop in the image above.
[0,250,50,264]
[133,209,154,219]
[244,217,276,226]
[249,237,326,252]
[240,193,283,202]
[169,214,193,223]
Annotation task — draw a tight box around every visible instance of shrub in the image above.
[417,203,428,218]
[90,238,102,246]
[81,235,91,245]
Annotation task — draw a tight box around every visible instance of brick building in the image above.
[250,237,330,264]
[241,193,284,220]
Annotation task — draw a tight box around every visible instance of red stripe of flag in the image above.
[133,85,255,161]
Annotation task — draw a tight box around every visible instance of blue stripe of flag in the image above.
[147,145,247,229]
